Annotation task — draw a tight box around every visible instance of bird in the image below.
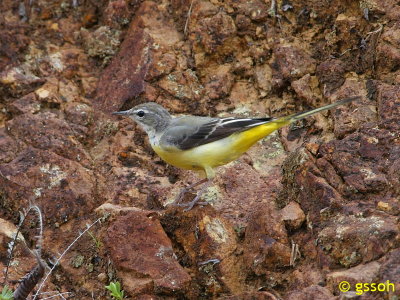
[113,96,360,210]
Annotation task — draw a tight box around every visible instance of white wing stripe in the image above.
[220,118,252,125]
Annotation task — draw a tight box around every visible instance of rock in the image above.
[291,74,321,106]
[280,201,306,231]
[64,102,94,127]
[326,261,381,295]
[146,52,177,79]
[273,44,316,81]
[96,1,181,113]
[235,14,254,36]
[0,218,36,284]
[0,217,25,254]
[286,285,335,300]
[161,206,244,295]
[157,70,203,101]
[281,148,345,225]
[192,11,237,54]
[7,92,41,115]
[377,22,400,74]
[223,291,278,300]
[318,214,400,267]
[376,82,400,130]
[6,111,91,166]
[226,81,259,109]
[95,203,154,217]
[0,147,100,223]
[231,0,269,21]
[0,128,21,163]
[243,204,291,273]
[0,24,30,71]
[105,211,191,296]
[377,248,400,296]
[254,64,273,96]
[0,63,45,97]
[80,26,121,60]
[203,64,234,100]
[103,0,133,28]
[319,127,396,195]
[316,59,346,96]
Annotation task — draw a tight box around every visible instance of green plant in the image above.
[87,230,102,249]
[105,281,124,300]
[0,285,13,300]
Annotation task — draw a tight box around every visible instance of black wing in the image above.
[161,116,273,150]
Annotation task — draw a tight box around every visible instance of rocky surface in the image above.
[0,0,399,299]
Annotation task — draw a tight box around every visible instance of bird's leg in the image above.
[174,166,215,211]
[173,178,208,204]
[178,178,213,211]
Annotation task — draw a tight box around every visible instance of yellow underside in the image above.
[152,120,289,179]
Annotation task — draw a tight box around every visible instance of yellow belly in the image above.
[152,120,287,176]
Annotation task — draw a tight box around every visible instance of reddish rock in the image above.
[235,14,254,36]
[0,24,30,71]
[286,285,335,300]
[161,206,244,296]
[80,26,121,59]
[157,70,203,101]
[0,147,99,222]
[281,149,345,225]
[328,79,374,139]
[243,204,291,273]
[377,248,400,296]
[64,102,94,127]
[223,291,278,300]
[287,263,325,290]
[7,92,41,115]
[0,128,21,163]
[320,127,396,195]
[105,211,191,296]
[373,0,400,20]
[204,64,234,100]
[291,74,321,106]
[318,214,400,267]
[103,0,134,28]
[376,82,400,130]
[6,112,91,166]
[0,217,25,258]
[0,217,36,284]
[254,64,273,96]
[96,1,181,113]
[273,44,316,81]
[377,22,400,74]
[192,12,237,54]
[230,0,269,21]
[146,52,177,80]
[0,64,45,97]
[280,201,306,231]
[326,261,381,295]
[316,59,346,96]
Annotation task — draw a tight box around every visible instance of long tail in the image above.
[278,96,361,123]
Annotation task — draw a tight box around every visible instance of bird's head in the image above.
[112,102,172,137]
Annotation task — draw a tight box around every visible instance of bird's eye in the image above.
[136,110,145,118]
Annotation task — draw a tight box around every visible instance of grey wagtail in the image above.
[113,96,360,210]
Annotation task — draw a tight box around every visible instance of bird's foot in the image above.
[171,178,212,211]
[172,178,208,205]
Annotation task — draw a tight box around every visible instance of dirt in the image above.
[0,0,399,299]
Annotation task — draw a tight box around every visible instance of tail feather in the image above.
[278,96,361,123]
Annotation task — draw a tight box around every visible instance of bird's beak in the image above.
[112,110,130,116]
